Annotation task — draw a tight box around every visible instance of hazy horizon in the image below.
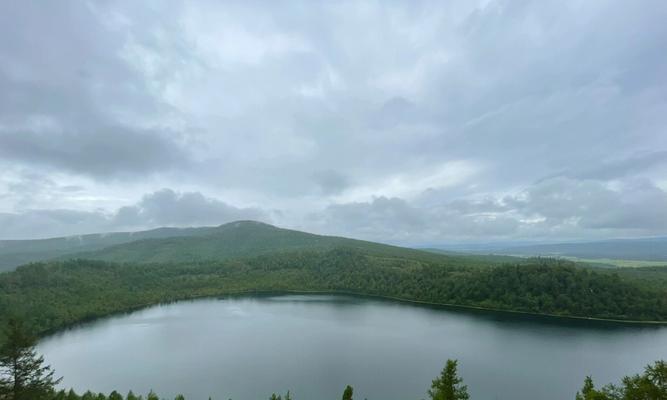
[2,219,667,249]
[2,1,666,245]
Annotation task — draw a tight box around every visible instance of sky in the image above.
[1,0,666,244]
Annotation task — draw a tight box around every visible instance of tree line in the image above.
[0,319,664,400]
[1,249,666,343]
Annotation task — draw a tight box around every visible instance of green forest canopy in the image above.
[1,249,666,342]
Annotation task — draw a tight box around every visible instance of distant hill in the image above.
[62,221,493,266]
[2,221,499,272]
[9,221,663,274]
[492,237,667,262]
[0,226,219,272]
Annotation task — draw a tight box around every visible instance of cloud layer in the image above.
[1,1,666,242]
[0,189,266,240]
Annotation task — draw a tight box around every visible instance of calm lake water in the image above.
[38,295,667,400]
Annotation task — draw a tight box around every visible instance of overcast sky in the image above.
[1,1,666,244]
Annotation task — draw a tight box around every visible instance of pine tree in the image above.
[575,360,665,400]
[342,385,353,400]
[428,360,469,400]
[576,376,594,400]
[0,318,61,400]
[109,390,123,400]
[644,360,666,398]
[81,391,96,400]
[574,376,612,400]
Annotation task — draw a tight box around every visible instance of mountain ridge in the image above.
[60,220,477,266]
[1,220,478,271]
[0,223,232,272]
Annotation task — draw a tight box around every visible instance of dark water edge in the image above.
[39,289,667,341]
[38,294,667,400]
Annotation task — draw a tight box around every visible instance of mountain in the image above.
[60,221,500,266]
[0,226,220,272]
[1,221,501,272]
[7,221,665,272]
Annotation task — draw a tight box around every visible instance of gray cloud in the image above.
[0,1,192,179]
[311,170,350,195]
[0,209,111,240]
[567,151,667,181]
[114,189,267,229]
[304,176,667,244]
[320,197,427,236]
[0,128,186,178]
[1,1,666,243]
[507,177,667,232]
[0,189,268,240]
[305,195,522,245]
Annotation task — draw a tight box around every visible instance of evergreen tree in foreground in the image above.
[428,359,469,400]
[575,360,666,400]
[269,390,292,400]
[342,385,353,400]
[0,318,61,400]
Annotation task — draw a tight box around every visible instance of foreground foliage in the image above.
[429,360,469,400]
[576,361,667,400]
[0,319,60,400]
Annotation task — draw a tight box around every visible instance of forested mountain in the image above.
[52,221,514,266]
[0,226,220,272]
[0,221,449,272]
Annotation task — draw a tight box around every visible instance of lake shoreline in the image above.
[222,289,667,326]
[38,291,667,400]
[40,288,667,341]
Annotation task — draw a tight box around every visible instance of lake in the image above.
[37,295,667,400]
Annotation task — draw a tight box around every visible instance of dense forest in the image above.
[0,317,664,400]
[1,247,666,341]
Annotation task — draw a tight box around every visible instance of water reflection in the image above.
[38,295,667,400]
